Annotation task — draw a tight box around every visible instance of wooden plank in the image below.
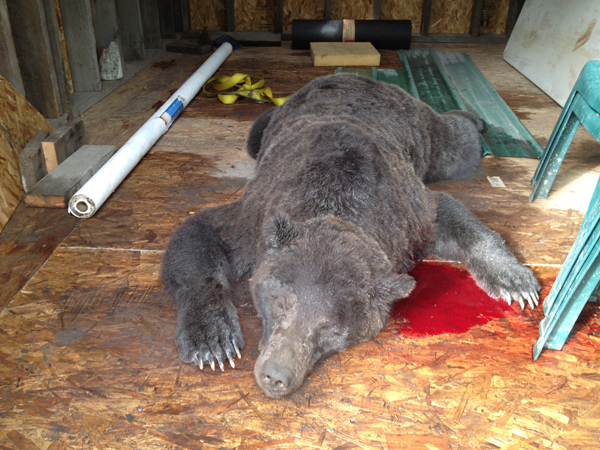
[373,0,381,20]
[40,0,70,117]
[420,0,432,36]
[505,0,524,36]
[0,0,24,96]
[504,0,600,107]
[18,130,50,193]
[115,0,146,61]
[42,118,86,172]
[275,0,284,34]
[225,0,234,32]
[139,0,162,50]
[5,0,63,117]
[172,0,191,33]
[90,0,122,58]
[157,0,175,39]
[57,0,102,92]
[325,0,332,20]
[25,145,117,208]
[310,42,380,67]
[469,0,484,37]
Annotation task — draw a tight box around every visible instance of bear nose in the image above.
[260,361,292,393]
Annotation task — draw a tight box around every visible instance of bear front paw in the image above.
[468,258,541,309]
[175,305,245,372]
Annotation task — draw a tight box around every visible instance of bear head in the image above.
[250,211,415,398]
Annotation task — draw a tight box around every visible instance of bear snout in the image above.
[258,360,294,396]
[254,329,313,398]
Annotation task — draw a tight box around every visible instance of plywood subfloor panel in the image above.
[2,43,600,449]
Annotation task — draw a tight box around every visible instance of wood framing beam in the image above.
[226,0,235,32]
[116,0,146,60]
[373,0,381,20]
[157,0,175,39]
[470,0,484,37]
[275,0,284,34]
[7,0,64,117]
[0,0,24,96]
[58,0,102,92]
[420,0,432,36]
[140,0,162,49]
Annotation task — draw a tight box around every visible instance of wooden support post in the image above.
[420,0,432,36]
[25,145,118,208]
[58,0,102,92]
[0,0,24,96]
[325,0,332,21]
[157,0,175,39]
[19,130,50,193]
[42,117,86,173]
[179,0,191,33]
[139,0,162,49]
[41,0,70,116]
[225,0,235,32]
[275,0,284,34]
[116,0,146,61]
[6,0,63,117]
[470,0,484,37]
[505,0,525,36]
[90,0,122,58]
[373,0,381,20]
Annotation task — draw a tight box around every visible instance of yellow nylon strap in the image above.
[203,73,288,106]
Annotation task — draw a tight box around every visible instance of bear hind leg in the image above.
[426,192,540,308]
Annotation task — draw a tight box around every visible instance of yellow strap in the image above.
[203,73,288,106]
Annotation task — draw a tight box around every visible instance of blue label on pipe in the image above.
[164,97,184,122]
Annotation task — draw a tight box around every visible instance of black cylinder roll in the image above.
[291,20,411,50]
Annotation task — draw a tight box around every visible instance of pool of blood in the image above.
[389,262,512,336]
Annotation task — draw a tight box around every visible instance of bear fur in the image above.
[161,74,540,399]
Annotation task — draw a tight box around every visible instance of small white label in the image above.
[487,176,506,187]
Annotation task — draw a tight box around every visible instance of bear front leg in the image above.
[162,208,245,371]
[426,192,540,308]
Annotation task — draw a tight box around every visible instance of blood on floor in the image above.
[390,261,512,336]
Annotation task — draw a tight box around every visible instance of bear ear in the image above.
[264,211,303,249]
[375,273,416,309]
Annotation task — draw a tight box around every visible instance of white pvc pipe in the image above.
[68,43,233,219]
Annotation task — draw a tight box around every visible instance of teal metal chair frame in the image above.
[530,61,600,201]
[532,60,600,359]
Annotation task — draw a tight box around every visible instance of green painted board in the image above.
[434,50,543,158]
[335,49,543,158]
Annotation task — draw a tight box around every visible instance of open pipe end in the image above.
[68,195,97,219]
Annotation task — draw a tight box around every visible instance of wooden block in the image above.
[25,145,117,208]
[42,117,86,172]
[18,130,50,193]
[310,42,380,67]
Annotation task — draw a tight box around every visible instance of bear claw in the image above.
[192,339,242,372]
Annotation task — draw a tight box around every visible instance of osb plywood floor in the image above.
[1,42,600,450]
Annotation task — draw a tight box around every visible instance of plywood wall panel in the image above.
[0,75,55,230]
[283,0,325,31]
[190,0,226,30]
[381,0,422,33]
[331,0,374,20]
[235,0,275,31]
[480,0,509,35]
[429,0,471,33]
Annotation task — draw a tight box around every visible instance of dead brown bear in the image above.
[161,74,540,398]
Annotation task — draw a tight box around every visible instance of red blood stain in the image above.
[390,262,511,336]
